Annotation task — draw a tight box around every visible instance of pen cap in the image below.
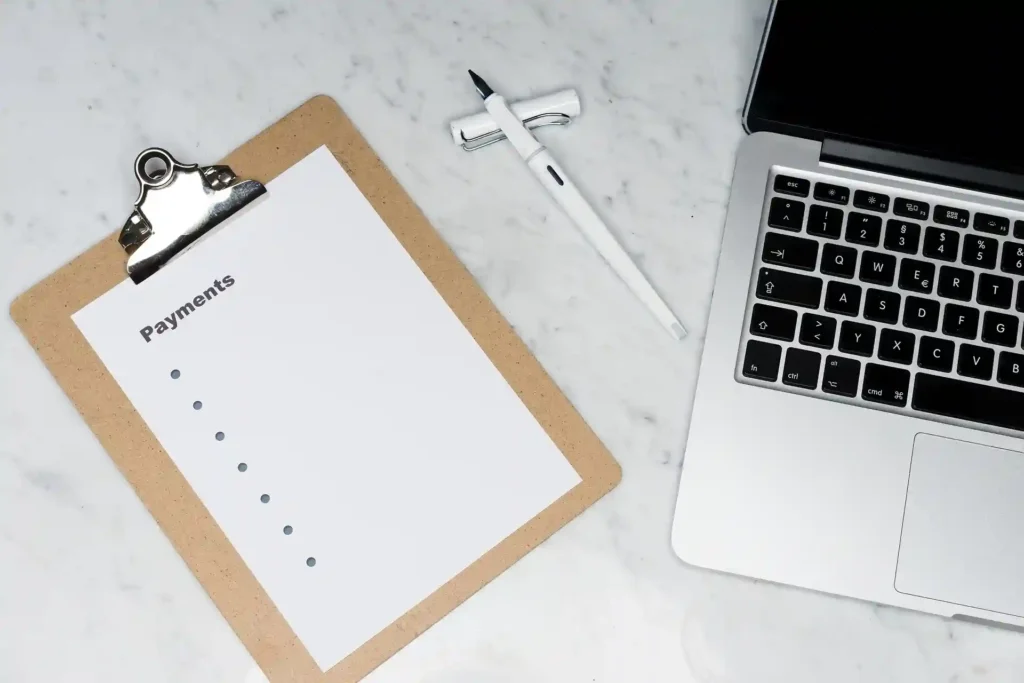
[449,88,581,151]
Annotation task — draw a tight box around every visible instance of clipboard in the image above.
[9,95,621,682]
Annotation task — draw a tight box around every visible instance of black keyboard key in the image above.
[799,313,837,349]
[922,227,959,262]
[982,311,1019,347]
[894,197,929,220]
[822,355,861,397]
[997,351,1024,388]
[853,190,890,213]
[937,265,974,301]
[807,204,843,239]
[957,343,994,380]
[903,296,940,332]
[824,281,862,316]
[749,303,798,341]
[845,212,882,247]
[1018,281,1024,313]
[782,348,821,389]
[762,231,819,271]
[814,182,850,205]
[821,243,857,278]
[863,363,910,406]
[914,373,1024,430]
[859,251,897,286]
[767,197,805,231]
[974,212,1009,236]
[878,328,915,365]
[864,288,901,324]
[962,235,998,269]
[756,268,823,309]
[1015,220,1024,240]
[774,174,810,197]
[898,258,935,294]
[838,320,876,356]
[884,219,921,254]
[1001,241,1024,276]
[918,336,955,372]
[742,340,782,381]
[935,205,969,228]
[977,273,1013,309]
[943,303,980,339]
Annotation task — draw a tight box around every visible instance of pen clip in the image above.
[459,112,572,151]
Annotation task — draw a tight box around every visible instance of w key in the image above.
[762,232,819,271]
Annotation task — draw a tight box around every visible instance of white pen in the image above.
[468,70,686,341]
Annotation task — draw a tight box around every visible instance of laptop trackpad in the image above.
[896,433,1024,617]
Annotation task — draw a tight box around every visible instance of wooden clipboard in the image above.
[9,95,621,682]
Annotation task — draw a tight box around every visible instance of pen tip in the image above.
[467,69,494,99]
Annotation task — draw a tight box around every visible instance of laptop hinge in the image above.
[820,139,1024,201]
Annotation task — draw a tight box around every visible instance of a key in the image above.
[767,197,805,231]
[937,265,974,301]
[957,343,994,380]
[862,363,910,407]
[859,250,897,286]
[902,296,940,332]
[807,204,843,239]
[824,281,862,316]
[974,212,1009,236]
[922,226,959,262]
[863,288,901,324]
[838,321,876,357]
[982,311,1019,347]
[897,258,935,294]
[878,328,915,365]
[935,205,969,228]
[773,174,810,197]
[742,340,782,381]
[942,303,980,339]
[814,182,849,205]
[1000,241,1024,276]
[918,336,955,372]
[845,212,882,246]
[884,219,921,254]
[749,303,797,341]
[894,197,929,220]
[762,232,818,271]
[820,243,857,278]
[782,348,821,389]
[853,190,889,213]
[997,351,1024,388]
[799,313,837,349]
[914,373,1024,431]
[755,268,823,309]
[962,235,998,269]
[822,355,861,397]
[977,273,1013,309]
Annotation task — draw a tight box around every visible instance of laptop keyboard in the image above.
[739,170,1024,434]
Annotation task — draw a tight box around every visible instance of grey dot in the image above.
[260,494,270,503]
[193,400,202,410]
[306,557,316,567]
[170,369,180,379]
[215,431,225,441]
[237,463,247,472]
[283,525,293,535]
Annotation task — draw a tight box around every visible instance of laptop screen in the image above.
[746,2,1024,175]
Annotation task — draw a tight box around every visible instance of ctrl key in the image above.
[742,340,782,382]
[862,363,910,407]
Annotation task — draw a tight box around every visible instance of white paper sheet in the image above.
[72,146,581,671]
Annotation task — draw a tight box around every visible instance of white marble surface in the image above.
[1,1,1022,681]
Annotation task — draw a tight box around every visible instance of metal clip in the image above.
[459,112,573,151]
[118,148,266,283]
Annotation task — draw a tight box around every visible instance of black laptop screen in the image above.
[746,1,1024,174]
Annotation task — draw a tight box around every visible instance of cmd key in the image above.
[756,268,823,308]
[862,363,910,406]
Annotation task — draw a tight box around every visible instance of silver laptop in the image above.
[673,1,1024,627]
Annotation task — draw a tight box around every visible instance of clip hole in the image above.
[143,156,169,181]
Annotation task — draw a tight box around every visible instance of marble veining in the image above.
[2,0,1023,681]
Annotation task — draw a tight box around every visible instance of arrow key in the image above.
[762,231,818,271]
[749,303,798,341]
[799,313,837,349]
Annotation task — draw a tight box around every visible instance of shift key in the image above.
[762,232,819,271]
[756,268,823,308]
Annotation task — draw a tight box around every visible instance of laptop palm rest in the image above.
[896,433,1024,619]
